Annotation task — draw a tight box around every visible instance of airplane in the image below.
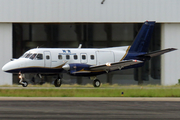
[2,21,177,87]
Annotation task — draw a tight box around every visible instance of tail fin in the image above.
[123,21,155,60]
[129,21,155,53]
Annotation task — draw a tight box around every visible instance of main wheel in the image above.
[54,79,62,87]
[93,79,101,87]
[22,81,28,87]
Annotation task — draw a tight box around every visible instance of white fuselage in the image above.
[2,46,129,74]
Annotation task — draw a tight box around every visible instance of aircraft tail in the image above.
[129,21,155,53]
[123,21,155,60]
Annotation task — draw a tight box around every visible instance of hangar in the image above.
[0,0,179,85]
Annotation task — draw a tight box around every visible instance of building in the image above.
[0,0,179,85]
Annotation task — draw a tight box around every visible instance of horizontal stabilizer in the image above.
[138,48,177,58]
[90,60,143,71]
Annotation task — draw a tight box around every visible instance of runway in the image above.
[0,97,180,120]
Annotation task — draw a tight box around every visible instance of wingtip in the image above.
[169,48,177,51]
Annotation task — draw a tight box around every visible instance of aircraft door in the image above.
[80,53,87,63]
[44,51,51,67]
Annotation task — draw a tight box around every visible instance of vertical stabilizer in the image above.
[123,21,155,60]
[129,21,155,53]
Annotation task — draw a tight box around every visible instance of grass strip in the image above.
[0,88,180,97]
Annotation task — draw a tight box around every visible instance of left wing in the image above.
[138,48,177,58]
[90,60,143,71]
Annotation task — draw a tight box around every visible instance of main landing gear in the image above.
[19,73,28,87]
[91,76,101,87]
[53,75,101,88]
[54,75,62,87]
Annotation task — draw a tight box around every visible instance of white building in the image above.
[0,0,179,85]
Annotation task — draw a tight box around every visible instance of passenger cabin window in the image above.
[66,55,70,60]
[90,55,94,60]
[36,54,43,60]
[58,55,62,60]
[46,55,50,60]
[82,55,86,60]
[74,55,78,60]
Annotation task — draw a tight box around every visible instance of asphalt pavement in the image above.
[0,97,180,120]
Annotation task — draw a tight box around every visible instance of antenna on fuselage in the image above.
[36,44,44,48]
[78,44,82,49]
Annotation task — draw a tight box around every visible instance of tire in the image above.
[54,79,62,87]
[22,81,28,87]
[93,79,101,87]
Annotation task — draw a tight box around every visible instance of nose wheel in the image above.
[22,81,28,87]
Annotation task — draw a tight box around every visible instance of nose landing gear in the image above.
[19,73,28,87]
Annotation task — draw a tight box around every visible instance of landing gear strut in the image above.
[31,74,45,85]
[19,73,28,87]
[54,75,62,87]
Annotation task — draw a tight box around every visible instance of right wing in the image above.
[90,60,143,71]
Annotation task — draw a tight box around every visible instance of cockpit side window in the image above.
[36,54,43,60]
[30,53,37,60]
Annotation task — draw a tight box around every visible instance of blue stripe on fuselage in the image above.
[5,63,145,76]
[5,67,64,74]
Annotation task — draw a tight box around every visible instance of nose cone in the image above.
[2,60,20,73]
[2,62,12,72]
[2,64,6,72]
[2,59,28,73]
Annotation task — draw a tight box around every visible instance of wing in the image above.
[90,60,143,71]
[138,48,177,58]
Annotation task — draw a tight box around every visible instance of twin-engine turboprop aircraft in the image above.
[2,21,177,87]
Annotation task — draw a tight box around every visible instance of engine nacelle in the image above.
[62,63,92,76]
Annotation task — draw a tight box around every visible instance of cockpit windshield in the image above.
[20,53,43,60]
[25,53,32,58]
[20,53,28,58]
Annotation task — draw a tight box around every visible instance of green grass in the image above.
[1,88,180,97]
[1,84,180,97]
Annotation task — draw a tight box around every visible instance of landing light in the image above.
[106,63,111,66]
[19,75,22,79]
